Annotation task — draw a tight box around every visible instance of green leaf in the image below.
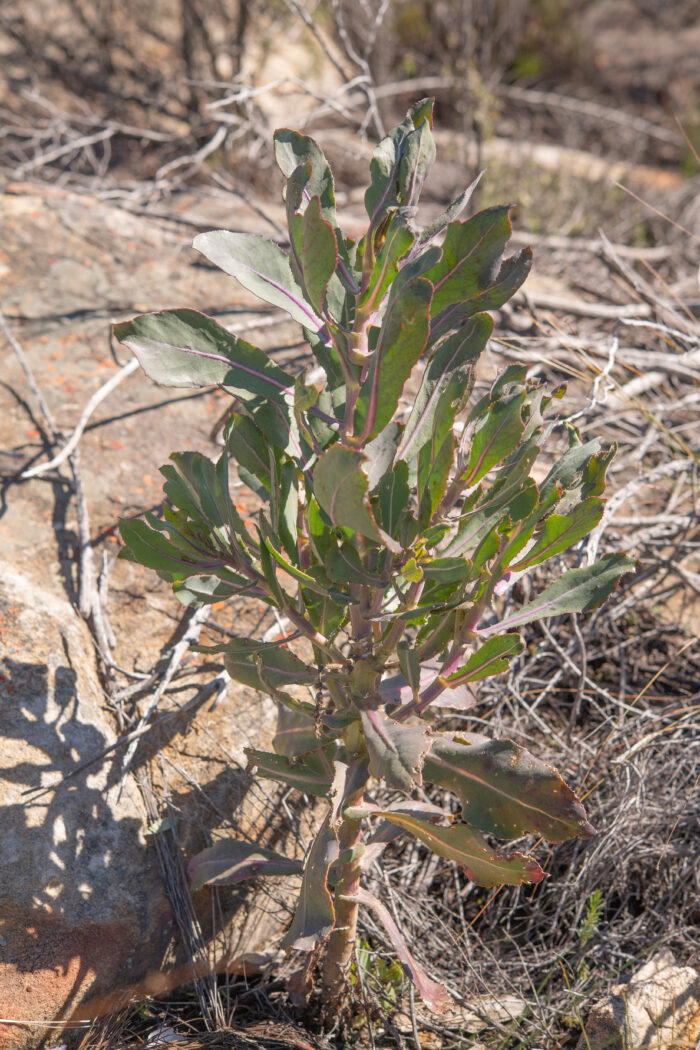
[362,213,414,308]
[355,276,432,442]
[365,98,435,222]
[216,637,317,694]
[114,308,295,399]
[246,747,332,796]
[281,814,338,951]
[416,173,482,247]
[313,445,384,547]
[376,459,410,540]
[193,230,325,334]
[397,640,421,697]
[326,543,384,586]
[361,709,431,791]
[274,129,337,221]
[397,314,492,464]
[446,634,524,685]
[364,421,403,491]
[482,553,637,634]
[273,703,320,759]
[426,207,523,315]
[300,196,338,315]
[227,415,272,492]
[381,812,545,887]
[418,430,453,526]
[188,839,302,890]
[464,390,526,486]
[423,733,596,842]
[507,498,604,572]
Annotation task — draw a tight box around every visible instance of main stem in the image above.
[320,803,363,1012]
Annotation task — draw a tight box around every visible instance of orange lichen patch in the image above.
[108,440,124,450]
[26,429,40,439]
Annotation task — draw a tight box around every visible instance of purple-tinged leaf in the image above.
[188,839,302,890]
[479,553,637,636]
[365,99,435,223]
[379,665,475,711]
[246,747,332,796]
[381,812,545,887]
[114,308,294,399]
[361,708,431,791]
[426,207,522,316]
[281,814,338,951]
[193,231,325,335]
[354,277,432,442]
[274,129,337,221]
[423,733,596,842]
[355,888,453,1012]
[445,634,524,686]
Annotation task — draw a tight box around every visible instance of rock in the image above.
[0,560,174,1049]
[396,993,527,1036]
[578,950,700,1050]
[0,184,298,1048]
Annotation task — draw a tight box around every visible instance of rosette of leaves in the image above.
[116,100,635,1014]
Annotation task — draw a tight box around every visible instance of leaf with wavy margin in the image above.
[423,733,595,841]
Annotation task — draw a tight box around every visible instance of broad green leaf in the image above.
[538,439,600,503]
[376,459,410,540]
[481,553,637,635]
[313,445,383,546]
[188,839,302,890]
[246,747,332,796]
[423,733,596,842]
[418,430,453,526]
[397,314,492,464]
[354,277,432,441]
[326,543,384,587]
[215,637,317,693]
[420,557,472,585]
[119,517,227,575]
[193,230,325,334]
[382,812,545,887]
[446,634,523,685]
[227,415,271,492]
[301,196,338,314]
[273,703,320,759]
[426,207,519,315]
[281,814,338,951]
[274,129,337,220]
[361,709,431,791]
[365,98,435,223]
[355,888,453,1013]
[507,498,604,572]
[114,308,294,399]
[463,390,526,486]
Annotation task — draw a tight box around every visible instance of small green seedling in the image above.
[116,99,634,1015]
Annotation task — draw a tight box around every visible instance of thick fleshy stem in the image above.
[320,794,364,1018]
